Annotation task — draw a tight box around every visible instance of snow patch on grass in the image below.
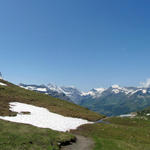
[0,82,7,86]
[0,102,92,132]
[119,113,136,118]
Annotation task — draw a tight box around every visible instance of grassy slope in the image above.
[0,79,103,121]
[0,79,104,149]
[71,117,150,150]
[0,119,75,150]
[137,106,150,118]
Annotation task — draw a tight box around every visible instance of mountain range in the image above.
[20,83,150,116]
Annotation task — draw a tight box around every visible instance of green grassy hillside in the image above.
[72,117,150,150]
[0,79,103,121]
[137,106,150,118]
[0,119,75,150]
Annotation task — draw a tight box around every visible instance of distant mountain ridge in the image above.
[19,83,150,116]
[19,83,73,103]
[80,85,150,116]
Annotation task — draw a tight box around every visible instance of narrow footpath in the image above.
[61,118,110,150]
[61,135,94,150]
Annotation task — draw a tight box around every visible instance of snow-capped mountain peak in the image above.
[94,88,106,92]
[111,84,121,89]
[47,83,64,93]
[110,85,138,95]
[81,88,106,98]
[111,85,123,94]
[109,84,149,95]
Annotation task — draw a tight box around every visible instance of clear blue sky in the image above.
[0,0,150,91]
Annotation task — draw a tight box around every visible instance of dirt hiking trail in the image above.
[61,134,94,150]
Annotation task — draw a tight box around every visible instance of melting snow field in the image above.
[119,114,136,117]
[0,102,92,132]
[0,82,7,86]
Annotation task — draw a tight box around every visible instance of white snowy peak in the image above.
[20,84,47,92]
[47,83,64,93]
[110,84,148,95]
[61,86,82,96]
[111,84,136,94]
[81,88,106,98]
[111,84,121,89]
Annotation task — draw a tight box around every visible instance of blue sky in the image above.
[0,0,150,91]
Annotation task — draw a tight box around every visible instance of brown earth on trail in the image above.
[61,135,94,150]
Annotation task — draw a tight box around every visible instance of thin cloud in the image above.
[140,78,150,88]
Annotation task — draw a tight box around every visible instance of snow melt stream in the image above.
[0,102,92,132]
